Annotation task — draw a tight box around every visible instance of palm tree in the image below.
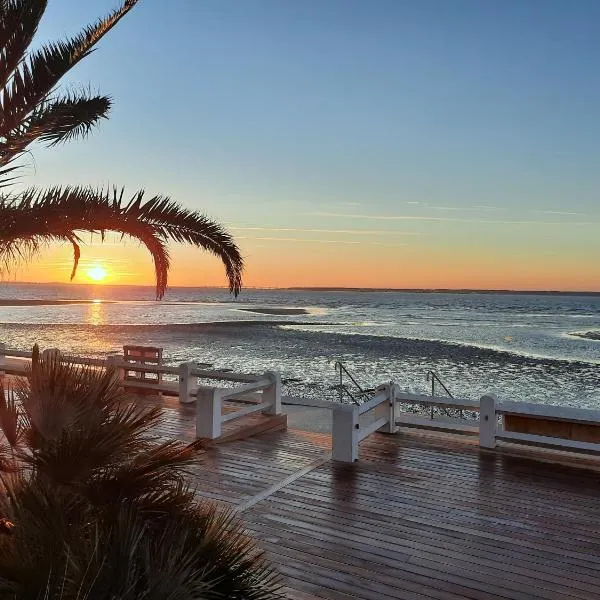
[0,348,282,599]
[0,1,243,298]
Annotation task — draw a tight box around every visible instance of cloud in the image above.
[398,201,504,212]
[530,210,586,216]
[230,226,424,236]
[470,205,503,212]
[306,212,597,226]
[237,236,408,247]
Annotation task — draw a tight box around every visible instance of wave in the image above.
[236,307,310,316]
[1,319,599,369]
[0,320,336,331]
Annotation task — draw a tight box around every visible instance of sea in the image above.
[1,283,600,409]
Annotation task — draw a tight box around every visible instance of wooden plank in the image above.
[235,455,330,513]
[201,413,288,445]
[119,393,600,600]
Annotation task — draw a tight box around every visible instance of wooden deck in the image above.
[143,397,600,600]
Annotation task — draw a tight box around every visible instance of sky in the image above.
[12,0,600,291]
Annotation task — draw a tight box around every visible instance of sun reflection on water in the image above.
[87,300,105,326]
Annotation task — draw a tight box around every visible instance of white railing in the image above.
[481,394,600,454]
[196,372,282,439]
[0,344,282,441]
[332,383,397,462]
[333,383,600,462]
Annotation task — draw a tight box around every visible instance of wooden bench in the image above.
[122,345,163,396]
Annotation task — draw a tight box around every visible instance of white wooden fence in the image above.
[0,343,282,441]
[333,383,600,462]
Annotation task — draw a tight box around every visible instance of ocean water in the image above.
[1,283,600,408]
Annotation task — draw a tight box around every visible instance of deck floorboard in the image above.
[138,397,600,600]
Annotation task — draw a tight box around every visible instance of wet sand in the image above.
[570,331,600,340]
[237,307,310,315]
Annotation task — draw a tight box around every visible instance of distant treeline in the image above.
[286,288,600,296]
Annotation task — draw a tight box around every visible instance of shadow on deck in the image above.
[140,396,600,600]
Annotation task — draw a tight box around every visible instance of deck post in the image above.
[0,342,5,377]
[178,361,196,404]
[196,387,222,439]
[383,383,399,434]
[479,394,498,448]
[262,371,282,415]
[332,403,359,462]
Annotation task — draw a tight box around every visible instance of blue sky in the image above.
[20,0,600,289]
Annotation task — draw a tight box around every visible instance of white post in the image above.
[332,403,359,462]
[262,371,282,415]
[178,361,196,404]
[196,386,222,439]
[0,342,5,378]
[479,393,498,449]
[380,382,398,434]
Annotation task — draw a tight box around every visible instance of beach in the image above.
[0,283,599,409]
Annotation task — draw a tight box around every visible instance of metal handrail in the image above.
[426,370,454,399]
[334,361,373,406]
[426,370,460,419]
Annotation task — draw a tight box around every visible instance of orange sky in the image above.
[12,235,600,293]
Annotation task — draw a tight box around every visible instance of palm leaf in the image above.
[5,92,111,153]
[0,0,138,173]
[0,186,244,298]
[0,383,23,450]
[0,1,46,92]
[0,1,138,147]
[0,351,282,600]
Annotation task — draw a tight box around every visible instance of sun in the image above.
[86,265,108,282]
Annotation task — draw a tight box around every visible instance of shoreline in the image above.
[0,300,117,306]
[2,282,600,296]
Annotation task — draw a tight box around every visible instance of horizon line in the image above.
[1,281,600,296]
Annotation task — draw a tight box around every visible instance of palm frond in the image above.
[0,160,22,188]
[0,0,46,92]
[0,350,281,599]
[83,440,204,509]
[0,383,22,449]
[0,186,244,298]
[125,192,244,296]
[5,93,111,153]
[0,1,138,142]
[0,0,138,171]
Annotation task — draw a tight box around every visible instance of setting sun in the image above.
[86,265,108,282]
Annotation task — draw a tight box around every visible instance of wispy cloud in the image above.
[237,236,408,247]
[306,211,597,226]
[399,201,503,212]
[230,226,424,236]
[530,210,587,217]
[471,204,506,212]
